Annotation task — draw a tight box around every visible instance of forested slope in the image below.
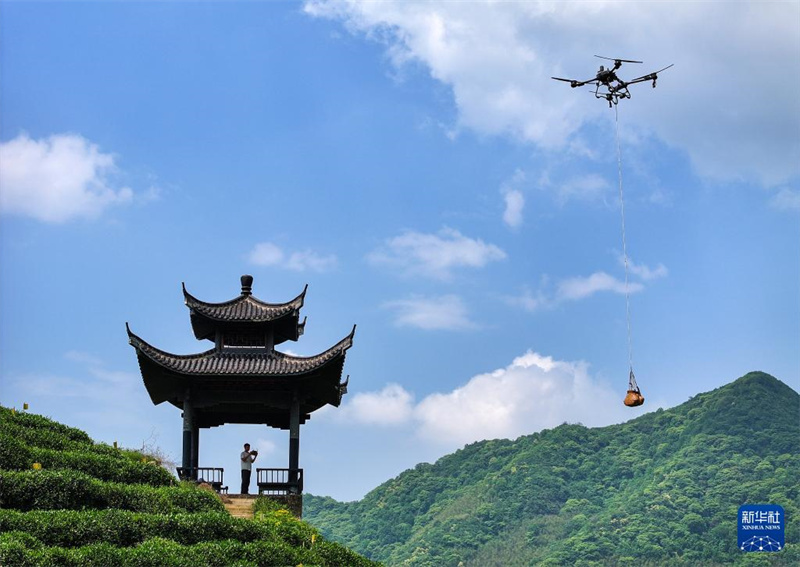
[304,372,800,566]
[0,406,378,566]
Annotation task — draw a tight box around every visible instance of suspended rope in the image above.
[614,104,645,408]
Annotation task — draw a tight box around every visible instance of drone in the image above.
[552,55,674,107]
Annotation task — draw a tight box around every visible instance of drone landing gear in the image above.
[595,92,616,108]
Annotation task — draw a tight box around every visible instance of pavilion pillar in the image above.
[182,394,194,479]
[289,394,300,492]
[191,425,200,472]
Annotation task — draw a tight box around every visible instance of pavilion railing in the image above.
[256,468,303,495]
[176,467,228,494]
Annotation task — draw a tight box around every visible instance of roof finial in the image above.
[241,274,253,296]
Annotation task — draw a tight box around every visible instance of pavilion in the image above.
[127,275,354,496]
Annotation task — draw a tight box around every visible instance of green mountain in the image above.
[0,406,377,567]
[304,372,800,566]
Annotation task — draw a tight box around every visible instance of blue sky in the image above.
[1,1,798,502]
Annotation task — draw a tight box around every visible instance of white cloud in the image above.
[500,169,526,228]
[248,242,337,272]
[625,257,668,281]
[769,188,800,213]
[0,133,135,222]
[383,294,476,331]
[335,383,415,426]
[557,271,643,302]
[507,286,550,313]
[557,174,612,204]
[64,351,131,385]
[305,1,800,187]
[285,249,338,272]
[8,352,153,431]
[255,439,279,457]
[506,267,659,313]
[415,351,630,447]
[248,242,285,266]
[331,351,641,450]
[503,189,525,228]
[368,227,506,280]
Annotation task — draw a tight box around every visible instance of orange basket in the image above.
[623,369,644,407]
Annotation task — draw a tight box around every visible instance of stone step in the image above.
[221,495,257,519]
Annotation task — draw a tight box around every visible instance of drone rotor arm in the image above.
[629,64,674,84]
[552,77,580,88]
[552,77,597,88]
[625,75,653,85]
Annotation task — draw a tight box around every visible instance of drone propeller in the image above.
[595,55,643,64]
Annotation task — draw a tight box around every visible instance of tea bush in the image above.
[0,509,273,547]
[0,407,93,445]
[0,531,374,567]
[0,421,88,452]
[0,432,174,486]
[0,470,223,513]
[0,508,378,565]
[251,496,285,515]
[0,531,43,567]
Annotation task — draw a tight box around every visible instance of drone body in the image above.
[553,55,674,107]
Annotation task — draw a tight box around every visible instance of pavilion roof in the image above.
[126,324,354,427]
[183,280,307,342]
[127,324,352,377]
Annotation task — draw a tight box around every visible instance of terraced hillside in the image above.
[0,406,378,566]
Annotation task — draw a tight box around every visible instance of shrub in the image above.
[0,432,175,487]
[0,509,262,548]
[0,531,43,567]
[0,431,31,470]
[253,500,318,544]
[0,470,224,513]
[0,421,86,453]
[252,496,285,516]
[0,407,93,445]
[71,543,127,567]
[187,540,257,567]
[240,538,312,566]
[268,508,318,547]
[314,539,381,567]
[0,470,105,511]
[127,537,188,567]
[101,481,225,514]
[0,526,380,567]
[164,482,226,513]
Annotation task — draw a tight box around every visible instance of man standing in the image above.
[240,443,258,494]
